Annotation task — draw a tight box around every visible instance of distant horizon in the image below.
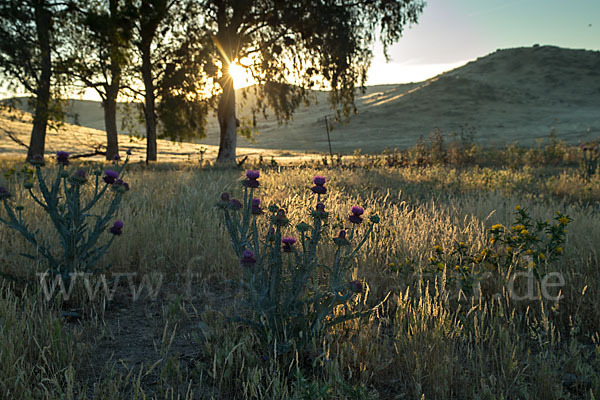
[1,43,598,102]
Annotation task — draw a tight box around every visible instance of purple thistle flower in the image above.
[282,236,296,252]
[311,175,327,194]
[126,149,132,155]
[313,176,326,186]
[240,249,256,267]
[103,169,119,184]
[316,202,325,212]
[229,199,242,210]
[243,170,260,188]
[348,206,364,224]
[221,192,230,202]
[246,170,260,180]
[351,206,364,216]
[113,154,121,161]
[109,220,124,236]
[338,230,346,239]
[251,198,263,215]
[56,151,70,166]
[348,280,363,294]
[282,236,297,245]
[75,169,86,178]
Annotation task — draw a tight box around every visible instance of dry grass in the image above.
[1,158,599,399]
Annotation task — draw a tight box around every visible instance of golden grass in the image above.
[0,160,599,399]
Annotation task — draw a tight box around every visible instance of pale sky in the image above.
[367,0,600,85]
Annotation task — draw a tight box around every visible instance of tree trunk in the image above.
[103,0,121,161]
[141,40,157,162]
[217,76,237,163]
[103,88,119,160]
[27,0,51,160]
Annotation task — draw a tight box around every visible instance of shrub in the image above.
[427,205,570,296]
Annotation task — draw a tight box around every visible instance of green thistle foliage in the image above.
[218,171,379,357]
[0,153,130,281]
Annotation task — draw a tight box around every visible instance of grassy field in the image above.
[1,143,600,399]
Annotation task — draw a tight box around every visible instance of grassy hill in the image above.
[4,45,600,155]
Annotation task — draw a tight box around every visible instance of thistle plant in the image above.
[217,171,380,356]
[0,152,130,282]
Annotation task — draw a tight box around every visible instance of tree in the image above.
[67,0,134,160]
[128,0,209,162]
[0,0,70,160]
[190,0,425,163]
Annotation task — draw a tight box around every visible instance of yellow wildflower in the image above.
[459,242,466,247]
[556,247,563,254]
[490,238,496,244]
[388,262,395,268]
[506,246,513,253]
[539,253,546,260]
[455,265,460,271]
[559,216,569,225]
[526,249,533,254]
[515,205,521,211]
[428,256,435,263]
[521,229,529,236]
[434,245,443,252]
[527,261,536,269]
[491,224,503,230]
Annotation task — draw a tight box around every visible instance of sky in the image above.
[1,0,598,99]
[366,0,600,85]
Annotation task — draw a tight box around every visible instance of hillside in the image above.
[4,45,600,154]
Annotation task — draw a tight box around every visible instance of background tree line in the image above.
[0,0,424,163]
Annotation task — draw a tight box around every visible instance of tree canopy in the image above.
[189,0,425,162]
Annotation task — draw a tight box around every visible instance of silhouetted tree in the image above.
[190,0,425,163]
[0,0,70,160]
[128,0,209,162]
[67,0,134,160]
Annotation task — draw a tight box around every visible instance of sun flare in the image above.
[228,63,253,89]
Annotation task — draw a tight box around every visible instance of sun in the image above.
[228,62,253,89]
